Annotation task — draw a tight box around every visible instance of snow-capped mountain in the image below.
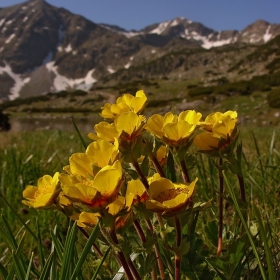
[0,0,279,101]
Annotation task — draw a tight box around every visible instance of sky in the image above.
[1,0,280,32]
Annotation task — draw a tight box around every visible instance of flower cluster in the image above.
[22,90,239,279]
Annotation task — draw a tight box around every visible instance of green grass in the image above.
[0,126,279,279]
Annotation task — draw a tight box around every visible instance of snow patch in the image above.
[46,61,96,91]
[107,66,115,73]
[32,9,36,13]
[130,56,134,60]
[23,16,28,23]
[65,44,72,53]
[170,19,179,27]
[151,49,156,53]
[149,21,170,35]
[0,47,3,52]
[263,25,272,42]
[5,20,13,25]
[124,62,130,69]
[0,61,30,100]
[0,19,5,27]
[21,6,27,10]
[5,34,15,44]
[72,50,77,55]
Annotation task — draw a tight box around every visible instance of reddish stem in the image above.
[180,159,190,183]
[217,158,224,256]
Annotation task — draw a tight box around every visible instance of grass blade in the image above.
[71,117,87,150]
[50,226,63,261]
[70,222,100,280]
[91,247,111,280]
[36,219,45,268]
[39,253,54,280]
[253,204,276,280]
[223,171,267,280]
[59,222,78,280]
[24,252,34,280]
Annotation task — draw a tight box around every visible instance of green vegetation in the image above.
[267,88,280,108]
[0,125,279,279]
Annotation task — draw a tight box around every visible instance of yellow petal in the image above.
[86,140,118,168]
[126,179,146,197]
[69,153,93,177]
[213,115,237,138]
[163,120,195,141]
[178,110,202,125]
[77,212,100,227]
[193,132,220,150]
[93,161,122,194]
[106,196,126,215]
[145,114,165,137]
[63,183,97,204]
[115,112,143,135]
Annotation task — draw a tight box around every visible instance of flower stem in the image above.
[180,159,190,183]
[133,219,147,243]
[109,229,135,280]
[174,216,182,280]
[132,158,150,191]
[217,158,224,256]
[237,175,246,203]
[146,218,165,279]
[149,152,166,177]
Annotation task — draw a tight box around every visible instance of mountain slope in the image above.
[0,0,279,100]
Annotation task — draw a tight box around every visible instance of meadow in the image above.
[0,110,279,279]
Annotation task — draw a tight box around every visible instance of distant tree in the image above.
[0,110,11,131]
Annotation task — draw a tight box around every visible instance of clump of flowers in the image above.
[22,90,243,279]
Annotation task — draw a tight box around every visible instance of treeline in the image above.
[1,90,88,110]
[188,71,280,108]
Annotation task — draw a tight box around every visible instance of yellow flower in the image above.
[76,211,100,228]
[199,111,237,132]
[88,122,119,142]
[100,90,147,119]
[106,194,134,216]
[194,111,238,151]
[156,145,169,165]
[22,172,60,209]
[115,111,145,141]
[146,110,201,146]
[68,140,118,178]
[60,161,123,211]
[126,179,148,204]
[146,177,197,216]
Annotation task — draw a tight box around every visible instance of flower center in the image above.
[34,184,53,199]
[156,188,189,203]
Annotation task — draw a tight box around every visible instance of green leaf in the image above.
[204,220,218,247]
[0,260,8,279]
[39,253,54,280]
[253,204,276,280]
[70,223,100,280]
[71,117,87,150]
[166,151,177,182]
[223,171,268,280]
[36,219,45,268]
[91,247,111,280]
[12,231,27,280]
[50,226,64,261]
[25,252,34,280]
[59,222,78,280]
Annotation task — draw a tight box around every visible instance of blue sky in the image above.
[1,0,280,31]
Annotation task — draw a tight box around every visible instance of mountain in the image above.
[0,0,280,101]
